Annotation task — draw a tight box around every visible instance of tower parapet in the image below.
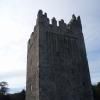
[35,10,82,39]
[29,10,83,51]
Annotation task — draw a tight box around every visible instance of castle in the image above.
[26,10,94,100]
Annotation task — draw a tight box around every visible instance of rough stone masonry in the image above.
[26,10,94,100]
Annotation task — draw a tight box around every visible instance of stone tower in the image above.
[26,10,94,100]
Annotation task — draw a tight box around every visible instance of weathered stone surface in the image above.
[26,10,94,100]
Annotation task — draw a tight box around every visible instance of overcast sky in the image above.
[0,0,100,93]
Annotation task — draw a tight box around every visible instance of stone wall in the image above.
[26,10,94,100]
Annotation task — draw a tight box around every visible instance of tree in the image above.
[0,81,9,95]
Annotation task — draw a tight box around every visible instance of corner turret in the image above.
[35,10,82,36]
[36,10,49,25]
[68,14,82,34]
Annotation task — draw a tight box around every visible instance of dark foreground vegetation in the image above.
[0,90,25,100]
[0,82,100,100]
[0,81,25,100]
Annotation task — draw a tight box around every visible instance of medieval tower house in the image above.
[26,10,94,100]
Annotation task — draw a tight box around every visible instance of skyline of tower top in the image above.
[36,10,82,32]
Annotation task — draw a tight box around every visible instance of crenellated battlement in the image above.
[35,10,82,35]
[29,10,83,47]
